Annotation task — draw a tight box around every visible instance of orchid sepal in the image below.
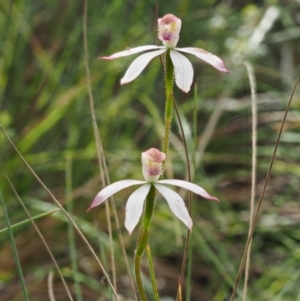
[175,47,229,74]
[88,179,146,211]
[157,179,219,202]
[100,45,163,60]
[120,49,167,85]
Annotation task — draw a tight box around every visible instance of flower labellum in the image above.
[142,148,165,182]
[157,14,182,48]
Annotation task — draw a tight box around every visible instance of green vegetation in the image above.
[0,0,300,300]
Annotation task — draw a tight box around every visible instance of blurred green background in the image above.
[1,0,300,300]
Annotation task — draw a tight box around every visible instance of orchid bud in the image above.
[158,14,182,48]
[142,148,166,182]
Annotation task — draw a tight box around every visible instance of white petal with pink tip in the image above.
[154,183,193,230]
[176,47,229,73]
[88,180,146,210]
[100,45,163,60]
[157,179,219,202]
[121,49,167,84]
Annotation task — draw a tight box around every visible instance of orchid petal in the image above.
[121,48,167,84]
[88,180,146,211]
[170,50,194,93]
[154,183,192,230]
[100,45,163,60]
[176,47,229,73]
[125,184,151,234]
[157,179,219,202]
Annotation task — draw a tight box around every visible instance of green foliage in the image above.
[1,0,300,300]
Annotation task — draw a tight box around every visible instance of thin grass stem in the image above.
[0,209,60,233]
[66,157,83,301]
[0,190,30,301]
[192,85,198,176]
[229,78,298,301]
[48,271,55,301]
[146,244,160,301]
[0,126,119,300]
[6,177,74,301]
[83,2,137,299]
[178,277,183,301]
[173,99,193,300]
[243,61,257,301]
[82,0,116,292]
[185,243,193,301]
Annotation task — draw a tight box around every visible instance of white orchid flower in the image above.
[88,148,219,234]
[100,14,229,93]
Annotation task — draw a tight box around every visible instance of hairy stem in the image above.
[134,185,158,301]
[134,49,175,301]
[135,232,149,301]
[162,50,174,155]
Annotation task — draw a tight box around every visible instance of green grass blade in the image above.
[66,157,83,301]
[0,191,30,301]
[0,209,60,233]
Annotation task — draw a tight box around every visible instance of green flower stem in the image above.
[135,244,148,301]
[134,184,158,301]
[142,184,156,229]
[162,49,174,155]
[134,49,174,301]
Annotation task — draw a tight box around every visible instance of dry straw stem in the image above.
[82,0,116,291]
[48,272,56,301]
[174,90,225,300]
[173,98,193,301]
[243,61,257,301]
[83,0,137,299]
[230,77,298,301]
[0,125,119,301]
